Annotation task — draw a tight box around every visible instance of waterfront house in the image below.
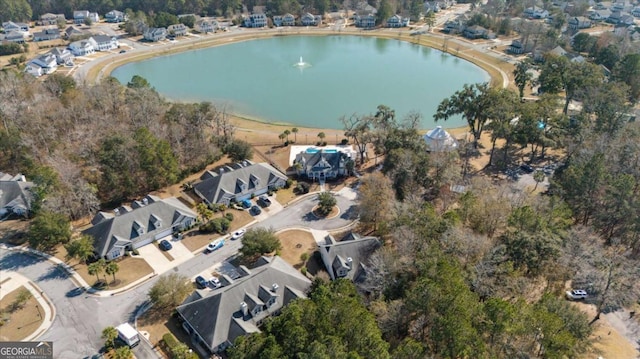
[64,25,86,39]
[300,13,322,26]
[195,18,218,33]
[244,13,268,28]
[193,161,287,206]
[463,25,488,39]
[0,173,34,219]
[168,23,188,36]
[69,38,97,55]
[273,13,295,26]
[177,256,311,355]
[83,195,196,260]
[48,47,73,64]
[143,27,168,41]
[105,10,127,23]
[293,149,352,180]
[354,13,376,28]
[386,14,410,27]
[442,19,465,34]
[33,28,61,42]
[91,35,118,51]
[318,233,381,281]
[38,13,65,26]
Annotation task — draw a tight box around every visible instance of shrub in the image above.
[200,218,230,234]
[224,212,234,221]
[301,267,307,276]
[285,179,293,189]
[132,249,140,256]
[341,139,349,145]
[295,182,310,194]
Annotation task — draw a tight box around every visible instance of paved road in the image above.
[0,190,357,358]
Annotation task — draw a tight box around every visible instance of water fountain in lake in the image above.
[294,56,311,68]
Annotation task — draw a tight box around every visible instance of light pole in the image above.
[35,304,42,318]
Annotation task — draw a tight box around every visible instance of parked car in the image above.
[250,205,262,216]
[231,229,246,240]
[241,199,252,208]
[565,289,588,300]
[206,239,225,252]
[209,277,221,288]
[257,195,271,207]
[159,239,172,251]
[195,276,207,289]
[520,163,534,173]
[119,49,126,53]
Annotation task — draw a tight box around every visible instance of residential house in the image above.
[194,18,218,33]
[105,10,127,23]
[2,21,29,32]
[25,63,44,77]
[524,6,550,19]
[2,31,27,43]
[568,16,592,29]
[318,233,381,281]
[244,13,268,28]
[193,161,287,206]
[33,28,61,42]
[463,25,488,39]
[355,1,377,15]
[548,45,568,57]
[617,14,636,25]
[607,10,624,23]
[74,10,99,24]
[68,38,97,56]
[143,27,168,42]
[48,47,73,64]
[632,6,640,17]
[91,35,118,51]
[424,1,442,12]
[38,13,65,26]
[611,1,627,12]
[177,256,312,354]
[300,13,322,26]
[354,13,377,28]
[386,14,410,27]
[293,148,353,181]
[273,13,295,27]
[168,23,188,36]
[589,9,611,20]
[0,173,34,219]
[442,19,465,34]
[64,25,86,39]
[508,39,526,54]
[83,195,196,260]
[29,53,58,75]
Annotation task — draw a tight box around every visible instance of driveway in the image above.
[137,245,171,274]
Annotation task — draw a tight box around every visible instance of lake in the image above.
[112,35,490,129]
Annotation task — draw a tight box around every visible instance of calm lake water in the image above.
[112,35,490,129]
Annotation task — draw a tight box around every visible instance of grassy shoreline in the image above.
[85,28,512,136]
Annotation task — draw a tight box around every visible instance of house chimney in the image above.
[114,208,120,216]
[142,197,148,205]
[220,274,234,286]
[346,257,353,269]
[237,265,251,277]
[271,283,279,292]
[240,302,248,316]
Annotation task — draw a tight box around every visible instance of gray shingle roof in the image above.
[319,233,381,282]
[83,195,196,257]
[295,150,348,175]
[0,175,34,218]
[177,256,311,353]
[193,161,287,205]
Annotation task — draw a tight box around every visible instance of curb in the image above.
[23,280,56,341]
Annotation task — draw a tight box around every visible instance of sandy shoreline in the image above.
[80,27,512,139]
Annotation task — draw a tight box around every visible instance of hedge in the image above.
[161,333,198,359]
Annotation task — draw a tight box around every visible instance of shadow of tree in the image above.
[0,252,45,272]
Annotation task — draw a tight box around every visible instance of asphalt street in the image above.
[1,192,357,358]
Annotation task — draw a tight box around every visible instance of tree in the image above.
[278,133,286,144]
[127,75,151,89]
[342,114,374,165]
[532,170,546,191]
[179,15,196,28]
[291,127,298,142]
[27,211,72,251]
[225,139,253,162]
[64,235,95,264]
[88,259,107,284]
[571,33,596,53]
[317,132,325,143]
[484,88,520,167]
[134,127,179,192]
[102,326,118,349]
[316,192,336,216]
[148,273,192,312]
[612,53,640,101]
[105,261,120,283]
[113,346,133,359]
[283,129,291,143]
[358,172,395,231]
[376,0,393,26]
[239,228,282,259]
[196,203,213,222]
[434,83,492,148]
[513,61,532,100]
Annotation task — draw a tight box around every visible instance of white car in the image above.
[231,229,246,240]
[565,289,588,300]
[209,277,221,288]
[206,239,225,252]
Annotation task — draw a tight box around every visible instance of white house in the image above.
[300,13,322,26]
[195,18,218,33]
[91,35,118,51]
[74,10,99,24]
[48,47,73,64]
[143,27,168,41]
[105,10,127,23]
[386,14,410,27]
[168,23,188,36]
[69,38,97,55]
[273,13,295,26]
[423,126,459,152]
[38,13,65,26]
[244,13,267,28]
[524,6,550,19]
[25,63,43,77]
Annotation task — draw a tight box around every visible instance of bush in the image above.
[224,212,234,221]
[285,179,293,189]
[341,139,349,145]
[295,182,310,194]
[200,218,230,234]
[161,333,199,359]
[132,249,140,256]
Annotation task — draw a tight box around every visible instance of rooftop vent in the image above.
[114,208,120,216]
[240,302,248,316]
[346,257,353,269]
[142,197,148,205]
[271,283,279,292]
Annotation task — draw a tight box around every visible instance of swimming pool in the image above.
[306,148,338,154]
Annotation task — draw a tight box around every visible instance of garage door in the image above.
[154,228,173,240]
[132,236,155,249]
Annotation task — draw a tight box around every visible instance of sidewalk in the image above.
[0,270,55,341]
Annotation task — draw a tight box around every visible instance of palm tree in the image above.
[88,261,103,283]
[105,261,119,284]
[283,129,291,143]
[317,132,326,144]
[102,326,118,349]
[196,203,212,222]
[113,346,133,359]
[278,133,286,144]
[291,127,299,142]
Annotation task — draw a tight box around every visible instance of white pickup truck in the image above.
[117,322,140,348]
